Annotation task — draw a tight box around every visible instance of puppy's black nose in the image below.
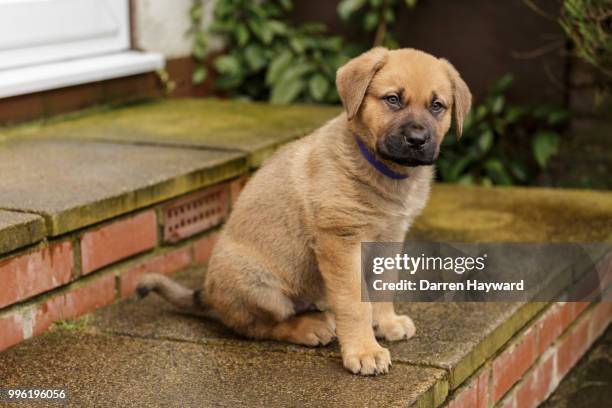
[402,122,429,147]
[405,132,428,147]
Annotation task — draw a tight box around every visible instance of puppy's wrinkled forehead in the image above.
[369,50,452,104]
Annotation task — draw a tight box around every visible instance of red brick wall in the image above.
[0,176,248,353]
[444,302,612,408]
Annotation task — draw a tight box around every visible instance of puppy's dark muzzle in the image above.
[377,127,438,167]
[402,122,430,150]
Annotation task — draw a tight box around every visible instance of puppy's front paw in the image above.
[375,314,416,342]
[342,343,391,375]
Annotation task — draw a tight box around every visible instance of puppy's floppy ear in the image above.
[336,47,389,120]
[440,59,472,138]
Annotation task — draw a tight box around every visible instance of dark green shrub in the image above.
[208,0,355,103]
[438,75,569,186]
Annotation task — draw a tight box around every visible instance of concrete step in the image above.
[0,328,445,408]
[0,138,246,236]
[0,98,339,242]
[0,210,44,255]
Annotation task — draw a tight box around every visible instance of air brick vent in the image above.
[163,186,228,243]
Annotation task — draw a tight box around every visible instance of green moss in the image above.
[411,184,612,243]
[53,316,90,332]
[1,98,341,162]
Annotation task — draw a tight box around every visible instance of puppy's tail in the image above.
[136,273,219,320]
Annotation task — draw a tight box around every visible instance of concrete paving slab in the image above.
[2,99,341,168]
[0,139,247,236]
[411,184,612,243]
[0,330,448,408]
[0,210,45,255]
[91,269,542,390]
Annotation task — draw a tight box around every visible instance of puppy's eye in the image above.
[383,94,401,107]
[430,100,445,113]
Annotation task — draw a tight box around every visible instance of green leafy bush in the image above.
[197,0,421,100]
[338,0,418,47]
[188,0,209,84]
[209,0,355,103]
[190,2,570,187]
[438,75,569,186]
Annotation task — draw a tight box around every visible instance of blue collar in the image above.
[355,136,409,180]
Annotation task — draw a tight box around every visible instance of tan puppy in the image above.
[138,47,471,375]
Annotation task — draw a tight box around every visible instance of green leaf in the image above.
[308,74,330,101]
[192,41,207,60]
[491,74,513,94]
[323,53,351,72]
[192,66,208,85]
[405,0,418,8]
[244,44,267,71]
[278,0,293,11]
[266,51,293,85]
[321,37,343,51]
[532,131,560,168]
[289,37,306,53]
[215,74,243,90]
[448,155,474,181]
[277,63,314,85]
[462,112,474,132]
[236,24,249,46]
[478,129,494,153]
[213,55,241,76]
[491,95,505,114]
[505,106,526,123]
[547,109,569,126]
[493,117,507,134]
[271,79,306,104]
[384,8,395,23]
[457,174,475,185]
[509,161,528,182]
[248,3,267,18]
[484,159,512,185]
[268,20,288,35]
[480,177,493,187]
[364,11,379,31]
[475,105,488,121]
[189,4,203,22]
[195,31,207,47]
[248,19,274,44]
[338,0,366,20]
